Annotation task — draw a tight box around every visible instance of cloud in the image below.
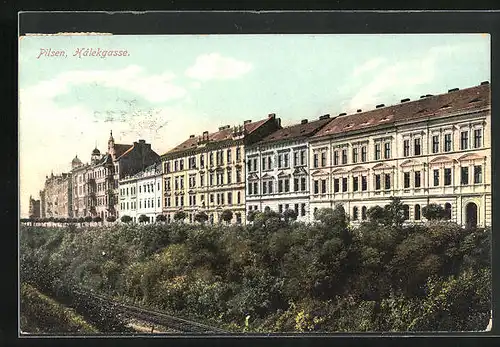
[28,65,187,103]
[185,53,252,81]
[344,44,468,112]
[352,57,385,77]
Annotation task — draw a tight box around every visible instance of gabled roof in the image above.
[162,117,271,156]
[257,117,331,145]
[114,144,134,159]
[314,83,490,139]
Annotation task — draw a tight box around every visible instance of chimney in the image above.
[301,119,308,124]
[319,114,330,120]
[218,126,225,131]
[189,134,195,138]
[339,112,347,117]
[139,140,146,144]
[203,130,209,140]
[133,141,138,146]
[356,109,362,113]
[420,95,426,99]
[244,119,252,124]
[401,98,410,103]
[376,104,385,108]
[481,81,489,85]
[448,88,459,92]
[268,113,276,119]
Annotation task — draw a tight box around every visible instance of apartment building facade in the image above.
[245,116,332,222]
[308,82,491,228]
[161,114,282,224]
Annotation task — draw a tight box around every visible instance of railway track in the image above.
[75,288,229,334]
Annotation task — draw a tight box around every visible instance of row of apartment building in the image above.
[32,81,491,228]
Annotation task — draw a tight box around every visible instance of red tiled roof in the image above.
[163,117,271,156]
[257,117,332,145]
[313,83,490,139]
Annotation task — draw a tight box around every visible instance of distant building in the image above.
[119,162,162,223]
[161,114,281,224]
[245,116,331,222]
[28,195,41,219]
[40,172,72,219]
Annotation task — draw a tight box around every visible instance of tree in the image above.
[221,209,234,224]
[84,216,92,225]
[194,211,209,224]
[93,216,103,224]
[367,205,387,223]
[422,204,446,221]
[138,214,149,223]
[314,206,347,228]
[174,210,187,222]
[247,210,259,222]
[383,197,406,228]
[120,215,132,223]
[283,208,298,223]
[106,216,117,223]
[156,214,167,223]
[78,217,85,226]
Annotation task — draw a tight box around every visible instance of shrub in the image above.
[422,204,446,221]
[221,210,233,224]
[120,215,132,223]
[174,211,187,222]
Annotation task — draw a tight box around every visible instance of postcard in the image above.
[18,15,492,336]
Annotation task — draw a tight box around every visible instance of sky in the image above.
[19,34,490,217]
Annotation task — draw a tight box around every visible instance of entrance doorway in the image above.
[465,202,478,229]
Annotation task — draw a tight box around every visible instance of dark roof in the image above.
[257,117,332,145]
[92,148,100,155]
[114,144,133,158]
[313,83,490,139]
[163,117,270,156]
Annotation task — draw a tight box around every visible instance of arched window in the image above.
[415,204,421,220]
[353,206,359,220]
[361,206,367,220]
[403,205,410,220]
[444,203,452,220]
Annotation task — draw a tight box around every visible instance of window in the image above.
[444,203,452,220]
[474,165,482,184]
[314,180,319,194]
[284,179,290,192]
[209,152,214,166]
[444,133,452,152]
[237,192,241,204]
[278,204,283,214]
[278,154,283,168]
[228,192,232,205]
[403,140,410,157]
[227,149,232,163]
[268,180,274,194]
[384,174,391,190]
[353,177,359,191]
[209,174,214,186]
[461,131,469,150]
[432,135,439,154]
[384,142,391,159]
[404,172,410,188]
[200,173,204,187]
[200,154,205,168]
[361,146,367,162]
[375,144,381,160]
[301,177,306,191]
[278,180,283,193]
[236,169,242,183]
[361,176,367,191]
[301,203,306,216]
[284,153,289,168]
[415,204,421,220]
[300,150,306,166]
[334,178,340,193]
[444,168,452,186]
[362,206,367,220]
[294,178,299,191]
[342,149,348,164]
[313,153,319,168]
[262,157,267,171]
[262,181,268,194]
[414,138,421,156]
[268,157,272,170]
[294,203,299,215]
[470,129,482,150]
[353,148,358,163]
[461,167,469,185]
[227,169,232,184]
[236,147,241,161]
[353,207,359,220]
[179,159,184,171]
[403,205,410,220]
[253,182,258,195]
[321,179,327,194]
[293,151,299,166]
[414,171,421,188]
[433,169,439,186]
[248,182,253,195]
[342,177,348,192]
[321,152,327,167]
[334,151,339,165]
[247,160,252,172]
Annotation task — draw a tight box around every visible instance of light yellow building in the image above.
[308,82,491,228]
[161,114,281,224]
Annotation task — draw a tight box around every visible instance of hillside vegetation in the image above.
[20,200,491,333]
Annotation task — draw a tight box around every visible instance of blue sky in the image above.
[19,34,490,216]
